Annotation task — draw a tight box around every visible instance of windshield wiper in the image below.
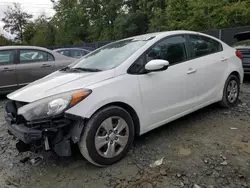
[71,67,102,72]
[60,66,71,71]
[60,67,102,73]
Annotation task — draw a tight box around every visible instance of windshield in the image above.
[71,37,154,71]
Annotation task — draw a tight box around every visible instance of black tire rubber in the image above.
[78,106,135,166]
[219,74,240,108]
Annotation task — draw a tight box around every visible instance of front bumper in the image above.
[5,121,42,144]
[4,100,84,156]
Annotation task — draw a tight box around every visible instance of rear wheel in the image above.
[219,74,240,108]
[78,106,134,166]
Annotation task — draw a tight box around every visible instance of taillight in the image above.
[236,50,242,60]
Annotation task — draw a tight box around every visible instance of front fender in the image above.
[65,74,143,122]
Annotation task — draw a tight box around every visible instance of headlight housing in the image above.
[18,89,91,121]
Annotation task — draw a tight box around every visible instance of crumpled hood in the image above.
[8,70,115,102]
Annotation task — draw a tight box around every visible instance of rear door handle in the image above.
[221,57,228,62]
[1,68,14,72]
[41,64,51,68]
[187,68,197,75]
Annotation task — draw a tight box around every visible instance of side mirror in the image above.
[145,59,169,72]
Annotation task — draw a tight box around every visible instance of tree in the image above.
[85,0,123,41]
[52,0,89,45]
[0,35,10,45]
[22,22,36,44]
[148,8,168,32]
[185,0,228,31]
[32,15,56,46]
[114,12,148,39]
[166,0,189,30]
[7,0,250,46]
[2,3,33,42]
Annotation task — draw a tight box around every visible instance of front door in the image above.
[134,35,199,130]
[16,49,55,87]
[0,49,18,93]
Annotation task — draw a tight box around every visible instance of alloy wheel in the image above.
[94,116,129,158]
[227,80,238,103]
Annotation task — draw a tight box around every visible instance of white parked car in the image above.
[5,31,243,166]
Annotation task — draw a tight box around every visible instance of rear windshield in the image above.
[72,36,154,71]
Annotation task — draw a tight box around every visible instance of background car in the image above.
[54,48,91,59]
[0,46,76,94]
[233,31,250,74]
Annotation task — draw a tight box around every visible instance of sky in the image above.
[0,0,56,39]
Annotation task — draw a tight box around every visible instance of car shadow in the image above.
[244,75,250,83]
[68,102,224,164]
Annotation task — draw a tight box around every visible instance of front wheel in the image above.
[78,106,134,166]
[219,74,240,108]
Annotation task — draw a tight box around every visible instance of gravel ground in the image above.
[1,79,250,188]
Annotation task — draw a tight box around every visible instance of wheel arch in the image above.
[87,102,141,136]
[230,71,241,82]
[216,69,242,103]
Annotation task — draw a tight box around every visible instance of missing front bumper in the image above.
[4,100,85,157]
[5,121,42,144]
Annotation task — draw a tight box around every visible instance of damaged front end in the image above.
[4,89,91,157]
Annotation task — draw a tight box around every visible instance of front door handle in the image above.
[1,68,14,72]
[41,64,51,68]
[187,68,197,75]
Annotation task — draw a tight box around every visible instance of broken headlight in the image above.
[18,89,91,121]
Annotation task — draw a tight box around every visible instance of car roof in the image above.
[0,45,53,51]
[125,30,199,40]
[54,48,90,52]
[0,45,76,60]
[108,30,222,46]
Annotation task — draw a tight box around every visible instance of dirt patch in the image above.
[179,148,192,156]
[233,141,250,154]
[1,81,250,188]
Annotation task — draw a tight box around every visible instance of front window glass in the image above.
[146,35,187,65]
[20,50,51,63]
[129,35,187,74]
[72,37,154,71]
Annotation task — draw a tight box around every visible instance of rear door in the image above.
[186,34,226,105]
[0,49,18,93]
[16,49,55,87]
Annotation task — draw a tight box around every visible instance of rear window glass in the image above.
[189,35,222,58]
[0,50,14,65]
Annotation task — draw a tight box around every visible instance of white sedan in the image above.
[5,30,243,166]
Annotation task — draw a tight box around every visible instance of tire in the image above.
[78,106,135,166]
[219,74,240,108]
